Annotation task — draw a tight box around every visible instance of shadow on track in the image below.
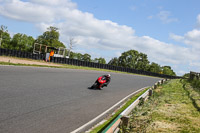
[87,87,102,90]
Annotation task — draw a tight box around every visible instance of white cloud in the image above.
[169,14,200,73]
[147,10,178,24]
[197,14,200,28]
[189,62,200,73]
[177,70,188,76]
[157,11,178,24]
[0,1,53,22]
[0,0,76,23]
[190,62,200,68]
[169,33,184,42]
[30,0,77,8]
[170,29,200,50]
[135,36,195,65]
[184,29,200,49]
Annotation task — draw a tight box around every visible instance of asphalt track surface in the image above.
[0,65,161,133]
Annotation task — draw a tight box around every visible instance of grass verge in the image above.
[0,60,117,71]
[0,56,153,77]
[89,88,149,133]
[121,79,200,133]
[0,60,125,75]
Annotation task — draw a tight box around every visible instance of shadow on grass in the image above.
[183,84,200,112]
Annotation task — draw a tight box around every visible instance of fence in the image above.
[0,48,181,79]
[0,48,45,60]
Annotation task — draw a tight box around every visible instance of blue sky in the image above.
[0,0,200,76]
[74,0,199,38]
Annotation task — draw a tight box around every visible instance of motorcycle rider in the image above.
[96,74,111,89]
[102,74,111,87]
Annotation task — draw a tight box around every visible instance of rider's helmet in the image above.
[106,74,111,78]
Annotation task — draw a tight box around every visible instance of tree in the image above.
[118,50,139,68]
[76,53,83,60]
[118,49,150,70]
[10,33,34,52]
[135,53,150,71]
[0,32,11,49]
[67,37,76,57]
[93,57,106,64]
[108,57,119,66]
[162,66,176,76]
[0,25,10,48]
[35,26,65,48]
[82,53,91,62]
[149,62,161,74]
[69,51,92,62]
[69,51,76,59]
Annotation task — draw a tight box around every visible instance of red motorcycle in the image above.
[90,76,107,90]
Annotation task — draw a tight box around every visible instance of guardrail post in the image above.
[154,84,157,89]
[121,116,129,128]
[149,88,153,96]
[161,79,164,84]
[157,81,161,86]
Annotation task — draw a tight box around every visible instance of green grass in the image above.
[89,88,149,133]
[0,61,59,67]
[0,60,127,74]
[122,79,200,133]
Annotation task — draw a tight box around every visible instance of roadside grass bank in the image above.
[189,77,200,93]
[120,79,200,133]
[89,88,149,133]
[0,59,119,72]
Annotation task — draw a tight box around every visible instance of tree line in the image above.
[108,50,176,76]
[0,25,176,76]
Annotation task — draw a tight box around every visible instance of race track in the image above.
[0,65,161,133]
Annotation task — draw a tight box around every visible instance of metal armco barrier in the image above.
[51,57,180,79]
[0,48,181,79]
